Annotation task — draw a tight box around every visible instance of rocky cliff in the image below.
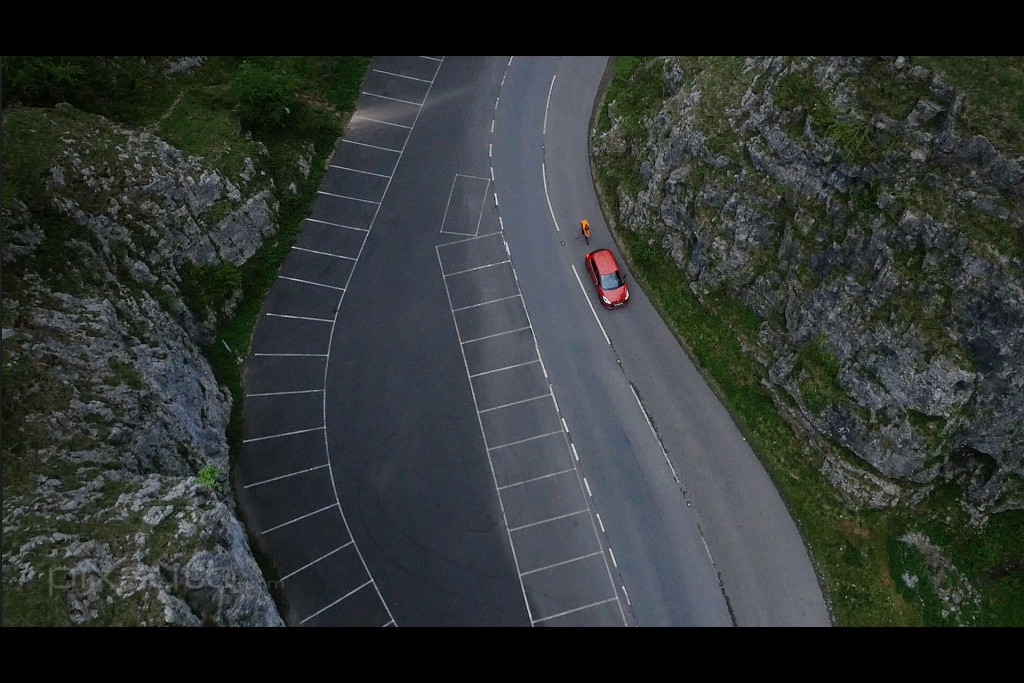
[593,56,1023,516]
[2,102,285,625]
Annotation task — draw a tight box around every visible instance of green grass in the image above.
[593,56,666,201]
[1,337,77,492]
[2,56,184,127]
[594,55,1024,626]
[887,533,946,624]
[916,56,1024,156]
[156,89,259,180]
[795,333,845,415]
[0,106,64,210]
[679,56,750,159]
[852,57,935,121]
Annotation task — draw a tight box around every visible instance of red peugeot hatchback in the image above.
[584,248,629,309]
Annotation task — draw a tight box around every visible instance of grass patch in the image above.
[917,482,1024,625]
[904,171,1022,264]
[774,60,828,138]
[1,574,79,627]
[917,56,1024,156]
[1,344,75,490]
[887,533,946,624]
[852,57,934,121]
[0,106,64,210]
[771,58,883,165]
[795,332,844,415]
[2,56,183,127]
[593,56,668,202]
[683,56,750,159]
[155,88,258,180]
[179,261,243,317]
[106,357,145,391]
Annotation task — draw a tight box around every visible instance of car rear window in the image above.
[600,271,623,290]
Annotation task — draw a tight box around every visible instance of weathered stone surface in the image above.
[593,56,1023,516]
[3,473,282,626]
[2,102,283,625]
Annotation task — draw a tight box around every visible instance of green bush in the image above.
[229,62,297,132]
[2,56,93,105]
[181,262,242,315]
[197,463,222,492]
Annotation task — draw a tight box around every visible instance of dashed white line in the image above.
[630,383,681,484]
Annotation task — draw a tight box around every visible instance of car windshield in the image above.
[600,271,623,290]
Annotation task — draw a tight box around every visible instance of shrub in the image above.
[181,262,242,315]
[197,463,222,492]
[2,56,92,105]
[229,62,297,132]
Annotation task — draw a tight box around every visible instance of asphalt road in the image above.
[234,56,832,627]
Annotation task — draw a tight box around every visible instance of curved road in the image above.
[235,56,831,627]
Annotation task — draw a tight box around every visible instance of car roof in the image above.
[590,249,619,274]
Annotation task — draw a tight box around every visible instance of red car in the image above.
[584,248,629,309]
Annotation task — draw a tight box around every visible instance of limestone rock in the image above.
[593,56,1023,515]
[2,101,285,625]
